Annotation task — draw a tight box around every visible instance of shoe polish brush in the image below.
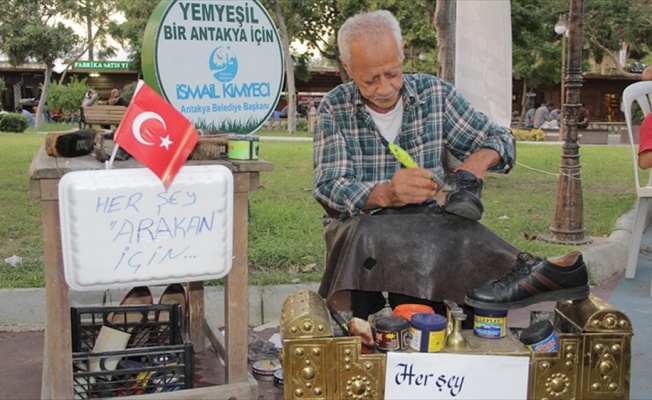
[327,304,350,336]
[45,129,96,157]
[388,143,452,205]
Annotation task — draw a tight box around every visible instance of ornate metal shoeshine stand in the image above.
[279,290,631,399]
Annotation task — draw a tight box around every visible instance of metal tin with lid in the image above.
[252,359,282,381]
[520,320,559,353]
[473,308,508,339]
[393,303,434,322]
[374,316,410,352]
[228,134,259,160]
[409,313,447,352]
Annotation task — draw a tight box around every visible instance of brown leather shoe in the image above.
[158,283,187,323]
[464,251,589,310]
[108,286,153,331]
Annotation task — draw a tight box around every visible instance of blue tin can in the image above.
[473,308,508,339]
[409,313,447,352]
[520,320,559,353]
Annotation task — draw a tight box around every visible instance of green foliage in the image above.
[110,0,161,74]
[60,0,119,61]
[513,128,545,142]
[584,1,652,65]
[295,118,308,132]
[0,0,80,66]
[46,77,90,114]
[121,81,137,102]
[0,113,29,133]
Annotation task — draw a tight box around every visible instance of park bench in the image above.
[79,105,127,129]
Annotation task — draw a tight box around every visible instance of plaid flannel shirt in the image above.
[313,73,515,218]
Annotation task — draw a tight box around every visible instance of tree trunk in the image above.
[519,80,529,127]
[274,1,296,134]
[434,0,456,84]
[35,65,53,130]
[86,2,94,61]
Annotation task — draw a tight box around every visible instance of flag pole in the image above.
[105,143,121,169]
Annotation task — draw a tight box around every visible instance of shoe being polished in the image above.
[441,170,484,220]
[464,251,589,310]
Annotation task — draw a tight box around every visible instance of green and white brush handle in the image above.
[388,143,450,198]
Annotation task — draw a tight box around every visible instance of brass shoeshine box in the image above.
[279,290,632,400]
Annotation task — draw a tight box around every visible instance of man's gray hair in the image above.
[338,10,404,66]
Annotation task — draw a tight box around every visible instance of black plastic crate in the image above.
[70,304,193,398]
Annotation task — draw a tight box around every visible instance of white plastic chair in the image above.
[622,81,652,294]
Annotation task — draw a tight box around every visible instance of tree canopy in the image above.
[0,0,81,128]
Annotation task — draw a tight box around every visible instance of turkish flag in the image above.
[114,80,198,189]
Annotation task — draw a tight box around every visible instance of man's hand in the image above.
[365,168,438,209]
[455,148,500,180]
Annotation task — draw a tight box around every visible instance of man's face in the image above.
[342,30,404,113]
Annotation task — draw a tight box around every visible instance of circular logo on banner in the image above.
[142,0,284,133]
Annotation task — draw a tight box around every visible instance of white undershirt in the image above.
[366,98,403,143]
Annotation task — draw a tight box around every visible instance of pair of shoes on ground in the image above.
[441,170,484,221]
[109,284,188,329]
[464,251,590,310]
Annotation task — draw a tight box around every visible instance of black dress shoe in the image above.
[464,251,590,310]
[441,170,484,220]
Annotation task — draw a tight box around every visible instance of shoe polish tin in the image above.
[153,353,178,366]
[519,320,559,353]
[473,308,508,339]
[374,316,410,352]
[252,359,282,381]
[228,134,259,160]
[409,313,447,352]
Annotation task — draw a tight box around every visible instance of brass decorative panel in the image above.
[279,292,632,400]
[282,337,386,400]
[280,289,333,339]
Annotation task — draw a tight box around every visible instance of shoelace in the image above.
[447,173,483,191]
[497,253,541,284]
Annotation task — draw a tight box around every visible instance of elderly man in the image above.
[313,10,588,320]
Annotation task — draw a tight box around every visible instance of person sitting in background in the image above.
[533,101,554,128]
[16,106,34,126]
[81,89,98,107]
[637,66,652,169]
[578,104,590,129]
[108,88,129,107]
[523,106,535,128]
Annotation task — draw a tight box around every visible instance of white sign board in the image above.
[142,0,284,133]
[58,165,234,291]
[385,352,529,399]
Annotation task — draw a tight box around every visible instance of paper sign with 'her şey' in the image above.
[114,80,199,189]
[384,352,529,399]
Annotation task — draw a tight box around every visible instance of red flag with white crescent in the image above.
[114,80,198,189]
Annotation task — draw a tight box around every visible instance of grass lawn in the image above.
[0,127,640,288]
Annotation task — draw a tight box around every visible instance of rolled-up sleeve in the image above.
[443,86,515,173]
[313,99,376,216]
